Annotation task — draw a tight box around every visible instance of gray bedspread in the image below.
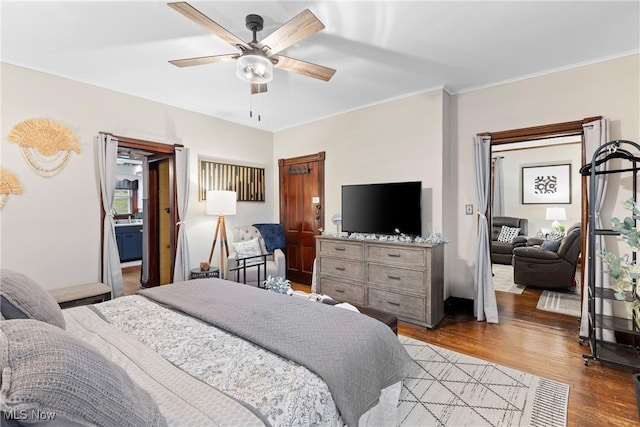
[138,279,412,426]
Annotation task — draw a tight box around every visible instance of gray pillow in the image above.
[0,319,167,427]
[541,239,562,252]
[0,269,65,329]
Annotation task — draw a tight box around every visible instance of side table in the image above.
[189,267,220,280]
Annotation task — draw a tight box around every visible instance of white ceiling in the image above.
[2,1,639,132]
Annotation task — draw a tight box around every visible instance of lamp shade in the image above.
[206,190,237,215]
[236,54,273,84]
[545,207,567,221]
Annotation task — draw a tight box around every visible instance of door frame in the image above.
[100,132,182,287]
[479,115,601,296]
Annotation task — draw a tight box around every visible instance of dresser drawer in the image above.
[367,264,425,294]
[319,277,365,306]
[319,240,364,259]
[318,257,364,281]
[366,245,425,267]
[368,288,425,322]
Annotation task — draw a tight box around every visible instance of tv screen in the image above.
[341,181,422,236]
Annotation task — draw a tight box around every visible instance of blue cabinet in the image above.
[115,225,143,262]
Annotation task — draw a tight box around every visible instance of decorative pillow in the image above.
[541,239,562,252]
[497,226,521,243]
[233,237,263,260]
[0,319,167,427]
[0,269,65,330]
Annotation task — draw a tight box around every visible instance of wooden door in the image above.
[279,152,325,284]
[147,155,175,286]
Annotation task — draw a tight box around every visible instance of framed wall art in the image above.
[199,159,265,202]
[521,163,571,204]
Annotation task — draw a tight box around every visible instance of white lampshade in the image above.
[206,190,237,215]
[545,207,567,221]
[236,54,273,84]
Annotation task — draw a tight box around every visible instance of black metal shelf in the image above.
[583,139,640,369]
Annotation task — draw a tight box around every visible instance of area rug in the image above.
[399,336,569,427]
[536,290,581,317]
[492,264,526,294]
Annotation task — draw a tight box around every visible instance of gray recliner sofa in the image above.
[512,223,581,290]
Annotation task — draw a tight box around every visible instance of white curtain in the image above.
[173,146,191,282]
[141,157,150,285]
[474,135,499,323]
[97,133,124,298]
[580,119,614,341]
[492,156,505,216]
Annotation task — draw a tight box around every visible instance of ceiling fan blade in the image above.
[168,2,251,51]
[273,55,336,81]
[251,83,268,94]
[257,9,324,55]
[169,53,238,68]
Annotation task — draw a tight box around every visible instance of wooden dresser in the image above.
[315,236,444,328]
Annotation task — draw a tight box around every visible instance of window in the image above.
[114,189,133,215]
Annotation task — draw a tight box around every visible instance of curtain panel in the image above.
[173,146,191,282]
[580,118,614,341]
[474,135,499,323]
[97,133,124,298]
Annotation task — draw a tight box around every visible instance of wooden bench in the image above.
[49,282,112,309]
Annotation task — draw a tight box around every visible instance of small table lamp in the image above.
[206,190,237,278]
[545,206,567,232]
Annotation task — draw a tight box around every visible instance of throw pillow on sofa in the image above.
[497,226,521,243]
[232,238,264,265]
[541,239,562,252]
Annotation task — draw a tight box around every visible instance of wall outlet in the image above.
[465,204,473,215]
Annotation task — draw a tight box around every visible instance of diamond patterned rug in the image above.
[399,336,568,427]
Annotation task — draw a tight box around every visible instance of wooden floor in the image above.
[293,282,639,426]
[122,265,142,295]
[124,266,638,425]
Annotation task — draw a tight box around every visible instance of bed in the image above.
[0,269,412,426]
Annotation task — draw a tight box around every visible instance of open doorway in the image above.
[101,133,179,295]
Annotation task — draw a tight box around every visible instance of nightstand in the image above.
[189,267,220,279]
[49,282,111,309]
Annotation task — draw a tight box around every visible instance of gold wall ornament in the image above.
[0,167,23,208]
[8,118,80,178]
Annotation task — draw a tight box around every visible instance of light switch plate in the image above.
[465,204,473,215]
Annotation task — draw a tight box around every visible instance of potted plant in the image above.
[598,198,640,417]
[263,275,292,295]
[598,198,640,320]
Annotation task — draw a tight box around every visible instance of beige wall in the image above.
[273,89,446,239]
[3,53,638,298]
[495,142,582,234]
[452,53,639,298]
[0,63,274,289]
[274,53,639,300]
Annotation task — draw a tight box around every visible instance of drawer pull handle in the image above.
[334,289,345,293]
[387,301,400,306]
[334,247,346,251]
[334,266,346,271]
[387,275,401,280]
[387,253,401,258]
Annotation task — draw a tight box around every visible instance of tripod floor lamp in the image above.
[206,190,237,278]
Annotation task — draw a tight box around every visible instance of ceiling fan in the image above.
[168,2,336,94]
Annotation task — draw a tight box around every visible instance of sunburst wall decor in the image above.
[8,118,80,178]
[0,167,23,208]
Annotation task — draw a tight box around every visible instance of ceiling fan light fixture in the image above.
[236,54,273,84]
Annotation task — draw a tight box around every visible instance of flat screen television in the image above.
[341,181,422,236]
